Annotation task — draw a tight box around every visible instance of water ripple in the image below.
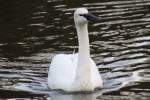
[0,0,150,99]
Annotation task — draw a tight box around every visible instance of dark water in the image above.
[0,0,150,99]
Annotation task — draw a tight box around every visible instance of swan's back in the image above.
[48,54,78,91]
[48,53,103,91]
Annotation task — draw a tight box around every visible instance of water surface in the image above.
[0,0,150,99]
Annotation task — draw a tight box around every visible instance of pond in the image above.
[0,0,150,99]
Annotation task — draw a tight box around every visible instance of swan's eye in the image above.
[79,14,91,20]
[79,13,101,22]
[79,14,86,17]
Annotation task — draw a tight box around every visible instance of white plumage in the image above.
[48,8,103,92]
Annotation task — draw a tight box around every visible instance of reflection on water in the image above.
[49,93,96,100]
[0,0,150,99]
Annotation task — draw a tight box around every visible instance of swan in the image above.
[48,8,103,92]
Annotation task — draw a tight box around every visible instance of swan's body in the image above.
[48,8,103,92]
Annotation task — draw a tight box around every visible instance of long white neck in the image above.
[73,22,93,91]
[76,23,90,59]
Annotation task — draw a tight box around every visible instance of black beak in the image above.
[80,13,101,22]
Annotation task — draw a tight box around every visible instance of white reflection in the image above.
[49,93,94,100]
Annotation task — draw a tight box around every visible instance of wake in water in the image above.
[14,68,142,97]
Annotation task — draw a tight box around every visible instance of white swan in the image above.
[48,8,103,92]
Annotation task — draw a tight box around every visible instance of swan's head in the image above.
[74,8,101,25]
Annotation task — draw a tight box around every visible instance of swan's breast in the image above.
[48,54,78,90]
